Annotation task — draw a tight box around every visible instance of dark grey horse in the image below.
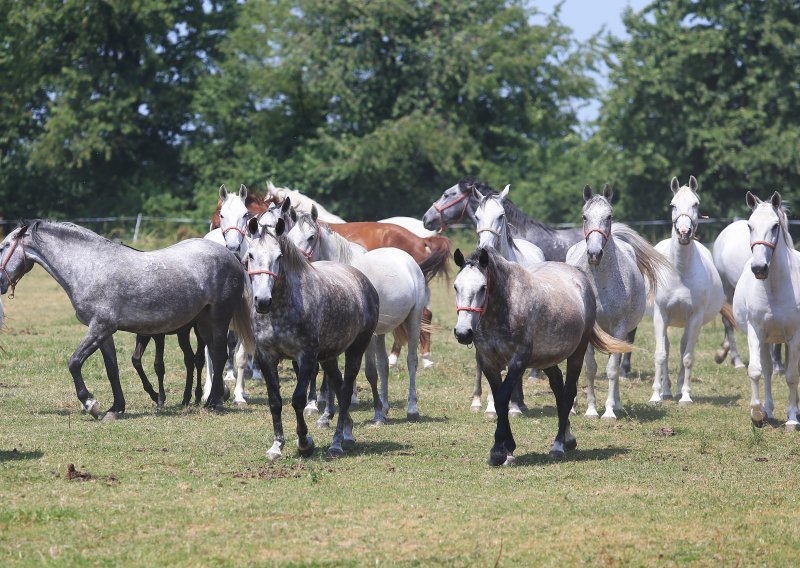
[0,221,254,419]
[453,247,632,464]
[423,178,583,261]
[245,218,379,459]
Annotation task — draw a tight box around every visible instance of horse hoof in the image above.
[422,358,435,369]
[487,450,507,467]
[584,410,599,419]
[601,412,617,421]
[303,404,319,417]
[549,449,566,460]
[388,353,398,367]
[565,437,577,451]
[714,352,725,364]
[156,400,166,410]
[342,437,356,449]
[102,411,119,422]
[406,411,420,422]
[232,399,248,407]
[298,436,315,457]
[327,446,344,459]
[223,384,231,402]
[266,449,281,461]
[484,411,497,420]
[678,399,693,407]
[734,362,746,370]
[502,454,516,467]
[784,421,799,433]
[508,408,523,418]
[316,418,331,429]
[370,418,385,427]
[648,398,662,407]
[84,399,101,419]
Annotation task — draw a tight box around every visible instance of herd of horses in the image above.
[1,175,798,465]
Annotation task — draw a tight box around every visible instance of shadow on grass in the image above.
[337,440,413,459]
[620,402,668,422]
[0,448,43,462]
[515,446,630,466]
[691,394,742,406]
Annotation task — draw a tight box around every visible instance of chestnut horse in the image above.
[329,222,451,368]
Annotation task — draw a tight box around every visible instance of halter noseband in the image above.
[246,258,280,280]
[583,226,610,244]
[750,239,777,251]
[433,191,470,233]
[0,233,27,299]
[673,213,697,237]
[456,271,491,319]
[477,227,502,240]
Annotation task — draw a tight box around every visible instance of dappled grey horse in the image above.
[0,220,254,419]
[453,247,632,464]
[567,184,670,419]
[245,218,379,459]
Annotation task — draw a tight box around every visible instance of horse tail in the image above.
[231,281,256,355]
[589,324,634,354]
[417,243,451,284]
[612,223,672,303]
[720,301,737,330]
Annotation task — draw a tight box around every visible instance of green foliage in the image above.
[596,0,800,222]
[187,0,596,220]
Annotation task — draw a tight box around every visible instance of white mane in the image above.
[266,181,345,224]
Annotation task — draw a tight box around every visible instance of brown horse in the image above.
[329,222,451,368]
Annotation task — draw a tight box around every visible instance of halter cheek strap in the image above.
[297,223,321,262]
[455,272,491,320]
[0,235,26,299]
[433,191,470,233]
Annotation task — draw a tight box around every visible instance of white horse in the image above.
[650,176,727,405]
[202,184,251,405]
[265,181,345,223]
[288,207,429,424]
[379,217,438,239]
[567,184,670,419]
[471,185,545,417]
[733,192,800,430]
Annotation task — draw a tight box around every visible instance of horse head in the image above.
[287,206,321,262]
[218,184,250,256]
[582,183,614,265]
[0,223,33,297]
[746,191,786,280]
[423,179,476,232]
[670,175,700,245]
[475,185,510,250]
[246,219,285,314]
[453,247,491,345]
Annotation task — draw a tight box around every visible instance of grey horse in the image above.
[0,220,254,419]
[245,218,379,459]
[453,247,632,464]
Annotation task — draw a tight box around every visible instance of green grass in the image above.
[1,265,799,566]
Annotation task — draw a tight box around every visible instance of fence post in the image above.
[133,213,143,243]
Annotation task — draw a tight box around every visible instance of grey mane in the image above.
[297,213,354,264]
[461,178,557,236]
[24,220,115,248]
[271,232,312,276]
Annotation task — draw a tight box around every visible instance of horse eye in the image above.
[480,285,486,292]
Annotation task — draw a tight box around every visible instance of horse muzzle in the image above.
[587,250,603,265]
[255,296,273,314]
[422,210,441,231]
[0,280,7,295]
[751,264,769,280]
[454,327,474,345]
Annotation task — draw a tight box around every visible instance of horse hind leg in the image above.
[620,327,636,378]
[404,314,421,421]
[98,335,125,420]
[363,339,386,425]
[152,334,166,409]
[177,328,195,406]
[290,354,317,458]
[471,357,483,412]
[583,345,599,418]
[131,335,159,405]
[192,330,206,405]
[650,309,670,403]
[420,306,434,369]
[232,341,248,406]
[305,363,319,417]
[746,329,769,427]
[783,342,800,431]
[388,334,402,368]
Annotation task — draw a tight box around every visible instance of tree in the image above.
[187,0,596,220]
[597,0,800,223]
[0,0,234,220]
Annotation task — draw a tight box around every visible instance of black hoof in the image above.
[156,400,166,410]
[342,438,356,449]
[406,411,420,422]
[298,438,315,458]
[565,438,577,451]
[549,449,566,460]
[487,449,507,467]
[327,446,344,459]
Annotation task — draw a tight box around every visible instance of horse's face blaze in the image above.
[670,184,700,245]
[454,265,486,344]
[476,196,505,250]
[582,196,612,265]
[248,237,282,314]
[748,203,782,279]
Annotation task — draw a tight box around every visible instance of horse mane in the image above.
[299,214,354,264]
[273,232,312,276]
[460,177,557,236]
[777,205,794,250]
[24,220,113,248]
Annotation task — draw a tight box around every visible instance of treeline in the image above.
[1,0,798,225]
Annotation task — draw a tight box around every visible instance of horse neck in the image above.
[23,224,106,297]
[766,233,797,281]
[479,257,511,327]
[318,226,352,264]
[669,232,698,271]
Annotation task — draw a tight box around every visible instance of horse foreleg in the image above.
[404,315,421,421]
[329,332,372,457]
[98,335,125,420]
[131,335,159,404]
[303,362,320,418]
[232,341,248,406]
[388,335,402,368]
[509,376,526,417]
[784,342,800,431]
[746,325,769,426]
[471,356,483,412]
[192,330,206,405]
[375,334,392,417]
[677,318,703,405]
[224,330,237,382]
[257,350,284,460]
[762,343,775,421]
[291,353,317,457]
[583,344,599,417]
[177,328,195,406]
[650,308,669,403]
[153,334,166,408]
[771,343,785,376]
[485,358,524,467]
[69,328,112,419]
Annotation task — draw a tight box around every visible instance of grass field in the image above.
[1,257,800,566]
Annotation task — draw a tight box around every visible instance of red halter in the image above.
[246,258,280,279]
[297,223,322,262]
[222,225,247,238]
[583,226,610,244]
[433,191,470,233]
[750,239,777,251]
[456,272,491,319]
[0,234,26,299]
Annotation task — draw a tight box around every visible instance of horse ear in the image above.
[670,177,680,194]
[247,216,259,236]
[219,184,228,199]
[290,207,297,222]
[311,204,318,222]
[239,184,248,199]
[499,184,510,200]
[583,185,593,202]
[454,248,465,268]
[771,191,782,210]
[689,175,698,192]
[281,196,292,214]
[479,247,489,268]
[266,180,276,195]
[275,218,286,237]
[745,191,761,209]
[472,186,483,202]
[603,183,613,202]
